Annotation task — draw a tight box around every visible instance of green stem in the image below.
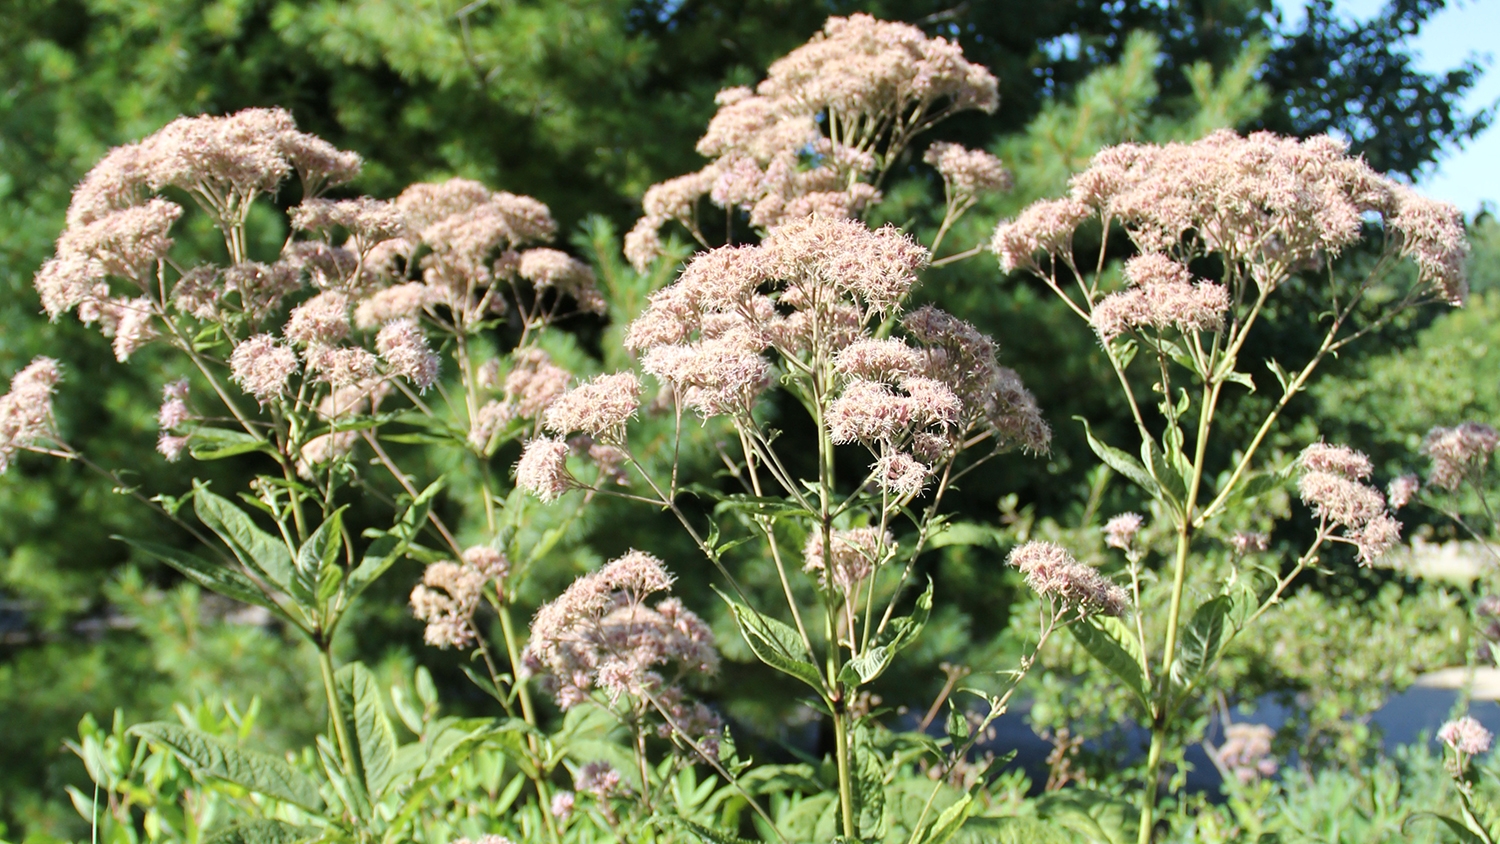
[497,603,561,844]
[833,701,856,839]
[317,644,361,789]
[1138,729,1166,844]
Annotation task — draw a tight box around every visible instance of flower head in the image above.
[1438,715,1493,756]
[230,334,298,403]
[544,372,641,442]
[375,318,440,390]
[1422,422,1498,490]
[1007,541,1128,617]
[1103,513,1144,551]
[516,437,576,502]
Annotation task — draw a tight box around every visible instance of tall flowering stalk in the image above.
[994,130,1468,842]
[25,107,613,841]
[523,211,1095,840]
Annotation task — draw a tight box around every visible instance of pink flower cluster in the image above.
[924,142,1011,202]
[1007,541,1129,617]
[409,546,510,650]
[522,551,719,711]
[0,358,61,474]
[35,109,363,358]
[1214,722,1278,784]
[1421,422,1498,491]
[625,14,997,270]
[1296,443,1401,564]
[544,372,642,443]
[1102,513,1143,551]
[1090,253,1229,341]
[1438,715,1493,756]
[994,131,1468,304]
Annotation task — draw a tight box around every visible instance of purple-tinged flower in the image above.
[1007,541,1128,617]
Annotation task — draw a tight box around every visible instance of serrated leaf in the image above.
[1223,370,1255,393]
[1173,596,1230,688]
[676,819,757,844]
[193,484,300,600]
[1076,417,1157,494]
[1071,617,1150,714]
[1403,812,1489,844]
[839,581,932,687]
[945,703,970,747]
[297,507,346,587]
[335,662,398,800]
[202,819,317,844]
[850,721,886,840]
[119,538,291,625]
[128,723,324,812]
[716,588,824,692]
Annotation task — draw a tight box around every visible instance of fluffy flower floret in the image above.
[230,334,298,403]
[516,437,578,502]
[924,142,1011,200]
[375,318,440,390]
[544,372,642,442]
[1296,442,1400,564]
[1091,254,1229,341]
[1007,541,1128,617]
[0,358,62,474]
[990,199,1091,272]
[284,290,351,346]
[1438,715,1493,757]
[1103,513,1144,551]
[1422,422,1498,490]
[523,551,718,709]
[763,217,929,312]
[409,547,509,650]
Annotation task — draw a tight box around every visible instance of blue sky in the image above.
[1277,0,1499,215]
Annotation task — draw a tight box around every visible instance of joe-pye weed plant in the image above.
[0,11,1478,844]
[992,130,1469,841]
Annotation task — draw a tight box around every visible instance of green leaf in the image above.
[1173,596,1230,688]
[945,703,970,747]
[1265,358,1293,396]
[850,721,886,840]
[335,662,398,800]
[1223,369,1255,393]
[1403,812,1489,844]
[839,580,933,687]
[201,820,317,844]
[676,819,757,844]
[1075,417,1157,494]
[118,538,290,624]
[188,428,269,460]
[713,493,813,519]
[297,507,346,587]
[1035,788,1138,844]
[918,793,973,844]
[1144,440,1187,504]
[957,816,1082,843]
[128,723,324,812]
[192,484,300,600]
[716,587,824,692]
[1070,616,1150,713]
[346,479,440,600]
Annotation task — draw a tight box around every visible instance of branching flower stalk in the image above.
[994,130,1468,842]
[25,107,613,840]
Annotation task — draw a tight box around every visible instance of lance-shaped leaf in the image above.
[335,662,398,801]
[1172,596,1230,689]
[839,580,933,687]
[1075,417,1158,496]
[128,723,324,812]
[1070,616,1150,714]
[188,428,271,461]
[119,538,298,629]
[192,483,301,601]
[716,588,824,692]
[850,721,887,840]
